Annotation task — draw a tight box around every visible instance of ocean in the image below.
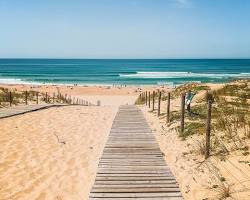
[0,59,249,86]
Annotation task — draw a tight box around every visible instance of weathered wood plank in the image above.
[89,105,183,199]
[0,104,68,119]
[90,192,182,198]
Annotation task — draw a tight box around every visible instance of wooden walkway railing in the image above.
[89,105,183,199]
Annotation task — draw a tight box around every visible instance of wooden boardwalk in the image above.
[90,105,183,200]
[0,104,67,119]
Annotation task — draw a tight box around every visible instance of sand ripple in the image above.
[0,106,117,200]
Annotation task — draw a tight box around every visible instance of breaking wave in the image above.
[119,72,250,79]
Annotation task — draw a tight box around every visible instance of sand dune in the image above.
[0,106,117,200]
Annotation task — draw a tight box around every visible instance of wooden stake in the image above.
[152,91,155,111]
[9,91,12,107]
[65,94,67,103]
[166,92,171,123]
[205,97,213,159]
[148,92,151,108]
[145,91,148,105]
[25,91,28,105]
[45,92,48,103]
[36,92,39,104]
[180,93,185,133]
[53,92,55,103]
[157,91,161,116]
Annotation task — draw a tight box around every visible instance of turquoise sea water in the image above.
[0,59,249,86]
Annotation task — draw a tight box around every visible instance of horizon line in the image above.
[0,57,250,60]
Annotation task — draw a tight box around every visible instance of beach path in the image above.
[89,105,183,199]
[0,104,67,119]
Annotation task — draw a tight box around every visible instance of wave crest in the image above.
[119,72,250,79]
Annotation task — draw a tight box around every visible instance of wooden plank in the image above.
[90,192,182,198]
[91,187,181,193]
[89,105,183,199]
[90,197,182,200]
[94,180,178,185]
[0,104,68,119]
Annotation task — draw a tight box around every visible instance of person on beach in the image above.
[186,90,196,116]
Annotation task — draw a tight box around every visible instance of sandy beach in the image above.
[0,84,139,200]
[0,106,118,200]
[0,80,249,200]
[140,80,250,200]
[1,0,250,198]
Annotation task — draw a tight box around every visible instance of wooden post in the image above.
[166,92,171,123]
[152,91,155,111]
[45,92,48,103]
[53,93,55,103]
[9,91,12,107]
[180,93,185,134]
[36,92,39,104]
[25,91,28,105]
[145,91,147,106]
[205,96,213,159]
[148,92,151,108]
[157,91,161,116]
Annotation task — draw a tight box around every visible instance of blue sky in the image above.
[0,0,250,58]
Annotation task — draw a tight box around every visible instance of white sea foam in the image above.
[0,78,33,85]
[0,78,63,86]
[119,72,250,79]
[0,78,115,87]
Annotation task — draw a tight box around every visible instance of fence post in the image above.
[205,95,213,159]
[145,91,147,106]
[45,92,48,103]
[152,91,155,111]
[25,91,28,105]
[9,91,12,107]
[180,93,185,133]
[157,91,161,116]
[53,92,55,103]
[166,92,171,123]
[148,92,151,108]
[36,92,39,104]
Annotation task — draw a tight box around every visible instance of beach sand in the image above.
[0,83,140,200]
[1,82,249,200]
[0,106,118,200]
[0,83,158,200]
[140,81,250,200]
